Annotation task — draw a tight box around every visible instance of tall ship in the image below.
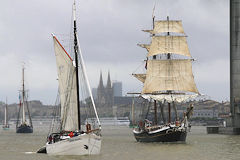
[131,15,199,142]
[2,98,10,130]
[16,66,33,133]
[38,0,101,155]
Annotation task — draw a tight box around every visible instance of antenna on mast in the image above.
[152,2,156,60]
[152,2,156,29]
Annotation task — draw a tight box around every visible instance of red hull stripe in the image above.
[53,36,73,61]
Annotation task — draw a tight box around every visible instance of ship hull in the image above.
[46,133,101,155]
[16,125,33,133]
[133,128,187,142]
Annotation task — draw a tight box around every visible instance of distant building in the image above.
[96,71,124,107]
[112,81,122,97]
[114,96,132,105]
[97,71,113,107]
[192,109,219,118]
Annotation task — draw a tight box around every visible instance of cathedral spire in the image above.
[98,71,104,89]
[106,71,111,88]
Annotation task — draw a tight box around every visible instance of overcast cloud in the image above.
[0,0,229,104]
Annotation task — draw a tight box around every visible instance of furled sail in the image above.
[143,20,184,34]
[142,59,199,94]
[147,36,190,57]
[53,36,79,131]
[141,94,200,103]
[132,74,146,83]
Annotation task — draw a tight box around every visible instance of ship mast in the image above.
[22,66,26,124]
[73,0,81,131]
[166,16,172,124]
[152,4,158,125]
[4,97,7,126]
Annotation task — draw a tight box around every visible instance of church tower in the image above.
[105,71,113,107]
[97,71,105,104]
[96,71,114,107]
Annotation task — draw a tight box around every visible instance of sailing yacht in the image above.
[2,98,9,130]
[131,16,199,142]
[43,1,101,155]
[16,66,33,133]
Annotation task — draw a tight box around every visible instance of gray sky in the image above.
[0,0,229,104]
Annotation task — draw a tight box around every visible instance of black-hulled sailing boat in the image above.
[131,15,199,142]
[2,98,10,130]
[16,66,33,133]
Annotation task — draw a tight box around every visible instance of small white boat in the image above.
[2,98,9,130]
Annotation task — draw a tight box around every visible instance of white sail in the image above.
[142,59,199,94]
[22,99,26,124]
[143,20,184,34]
[53,36,79,131]
[147,36,191,57]
[22,67,26,124]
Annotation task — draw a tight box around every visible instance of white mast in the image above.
[22,66,26,124]
[4,97,7,126]
[73,0,76,21]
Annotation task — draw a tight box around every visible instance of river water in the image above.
[0,126,240,160]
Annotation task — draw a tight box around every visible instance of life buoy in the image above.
[166,129,173,134]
